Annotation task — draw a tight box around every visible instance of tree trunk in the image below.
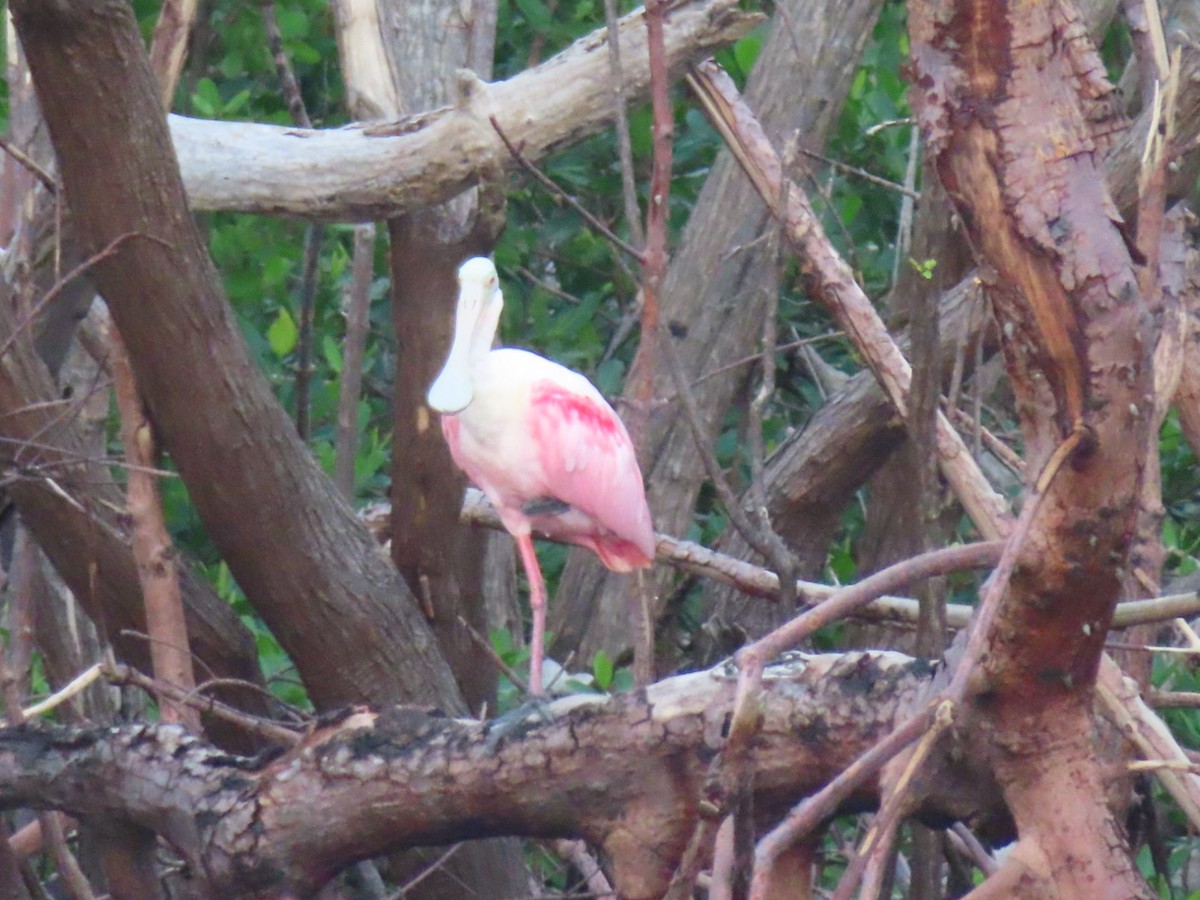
[910,0,1158,891]
[8,0,464,715]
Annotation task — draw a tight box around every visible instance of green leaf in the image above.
[732,32,762,76]
[267,307,298,357]
[223,89,252,117]
[191,77,220,117]
[290,42,322,65]
[275,7,309,39]
[219,52,245,81]
[514,0,551,30]
[592,649,614,690]
[322,333,342,374]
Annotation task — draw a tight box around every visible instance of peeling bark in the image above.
[909,0,1159,893]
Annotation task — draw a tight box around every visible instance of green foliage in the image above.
[1160,413,1200,577]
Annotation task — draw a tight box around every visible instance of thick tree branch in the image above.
[170,0,761,221]
[0,653,1000,899]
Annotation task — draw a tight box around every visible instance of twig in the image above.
[660,328,800,569]
[948,405,1025,474]
[741,541,1003,665]
[639,0,673,369]
[1149,691,1200,708]
[1097,655,1200,830]
[949,822,998,876]
[0,137,55,193]
[748,482,1045,894]
[551,840,615,900]
[148,0,199,105]
[729,542,1002,898]
[0,644,95,899]
[333,223,375,498]
[0,232,149,365]
[21,664,103,719]
[387,844,463,900]
[261,0,313,129]
[838,702,955,899]
[456,615,528,694]
[449,489,1200,628]
[799,146,921,201]
[688,331,844,389]
[489,118,644,264]
[603,0,644,249]
[262,0,323,441]
[294,225,324,441]
[105,663,302,747]
[686,60,1012,541]
[744,178,796,610]
[663,816,722,900]
[749,706,935,899]
[106,314,200,733]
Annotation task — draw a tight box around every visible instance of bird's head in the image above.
[427,257,504,414]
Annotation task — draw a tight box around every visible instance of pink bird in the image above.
[427,257,655,695]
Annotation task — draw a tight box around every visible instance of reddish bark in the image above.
[909,0,1157,893]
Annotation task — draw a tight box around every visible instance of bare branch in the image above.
[171,0,763,220]
[333,224,375,498]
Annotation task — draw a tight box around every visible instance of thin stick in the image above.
[451,489,1199,627]
[837,702,955,899]
[799,147,921,200]
[105,663,302,747]
[148,0,199,105]
[107,316,200,733]
[638,0,673,380]
[660,331,802,569]
[744,182,796,608]
[262,0,314,129]
[456,615,529,694]
[490,118,644,264]
[0,137,55,193]
[21,664,103,719]
[333,223,375,498]
[294,225,324,441]
[949,822,998,876]
[742,541,1003,665]
[0,646,95,899]
[262,0,323,441]
[0,233,149,365]
[686,61,1012,541]
[602,0,644,249]
[750,707,935,899]
[551,840,615,900]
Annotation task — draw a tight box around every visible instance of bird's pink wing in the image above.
[527,380,654,569]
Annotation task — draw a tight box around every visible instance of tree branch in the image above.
[0,653,997,898]
[170,0,762,220]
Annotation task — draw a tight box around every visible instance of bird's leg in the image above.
[515,533,547,695]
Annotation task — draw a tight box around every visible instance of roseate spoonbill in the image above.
[427,257,655,694]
